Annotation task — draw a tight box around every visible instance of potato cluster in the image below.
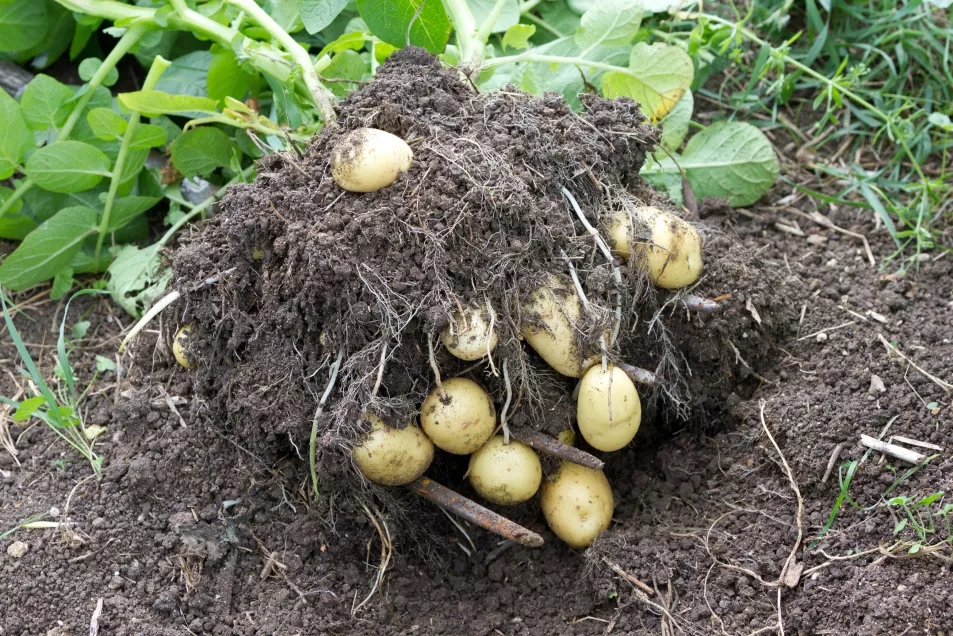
[175,129,706,549]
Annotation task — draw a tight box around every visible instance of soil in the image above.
[2,50,953,636]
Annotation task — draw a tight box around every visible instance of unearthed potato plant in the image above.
[168,48,784,551]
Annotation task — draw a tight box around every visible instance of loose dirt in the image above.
[2,49,952,636]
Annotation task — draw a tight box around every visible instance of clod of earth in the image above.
[171,48,788,550]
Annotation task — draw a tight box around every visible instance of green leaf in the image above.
[470,0,519,34]
[502,24,536,50]
[318,30,370,58]
[0,206,97,291]
[643,121,779,207]
[297,0,348,34]
[601,42,693,121]
[170,127,236,178]
[78,57,119,87]
[539,0,581,36]
[928,112,952,132]
[206,50,255,103]
[0,0,48,53]
[50,267,74,300]
[0,91,32,179]
[71,319,90,340]
[356,0,451,55]
[659,89,693,152]
[95,355,116,372]
[0,187,35,240]
[20,74,74,131]
[915,492,944,508]
[154,51,213,98]
[87,107,128,141]
[118,91,218,117]
[323,50,367,97]
[107,196,161,232]
[575,0,642,53]
[12,396,47,422]
[25,141,112,193]
[106,243,172,317]
[129,124,168,150]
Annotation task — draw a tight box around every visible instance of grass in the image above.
[0,289,110,479]
[663,0,953,265]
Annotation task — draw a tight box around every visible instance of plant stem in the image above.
[442,0,483,69]
[93,56,171,270]
[474,0,508,46]
[223,0,337,124]
[482,52,633,78]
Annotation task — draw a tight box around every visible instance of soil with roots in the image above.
[2,49,952,636]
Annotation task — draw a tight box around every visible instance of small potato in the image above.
[520,276,601,378]
[576,364,641,452]
[540,462,614,548]
[331,128,413,192]
[352,414,434,486]
[468,435,542,505]
[420,378,496,455]
[609,206,703,289]
[441,305,498,361]
[172,324,197,369]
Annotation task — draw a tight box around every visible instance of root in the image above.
[617,362,657,387]
[427,335,447,399]
[562,187,623,345]
[680,294,721,313]
[352,503,393,616]
[309,350,344,502]
[500,359,512,444]
[370,341,388,400]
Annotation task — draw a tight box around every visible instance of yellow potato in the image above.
[331,128,413,192]
[420,378,496,455]
[576,365,641,452]
[352,414,434,486]
[609,206,703,289]
[441,305,498,361]
[172,324,197,369]
[468,435,542,505]
[520,276,601,377]
[540,462,614,548]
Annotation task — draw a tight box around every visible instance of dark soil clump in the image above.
[171,48,783,511]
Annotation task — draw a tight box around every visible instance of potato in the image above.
[172,324,197,369]
[520,276,601,378]
[468,435,542,504]
[352,413,434,486]
[331,128,413,192]
[441,305,498,361]
[540,462,614,548]
[609,206,703,289]
[420,378,496,454]
[576,364,641,452]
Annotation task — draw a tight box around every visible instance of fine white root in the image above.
[119,290,181,353]
[618,362,658,386]
[562,187,623,346]
[562,250,591,312]
[370,341,388,400]
[309,350,344,501]
[500,359,513,445]
[427,335,447,399]
[485,299,498,376]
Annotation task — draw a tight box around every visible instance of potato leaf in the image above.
[78,57,119,87]
[87,107,128,141]
[642,121,780,207]
[574,0,643,53]
[502,24,536,50]
[0,206,98,291]
[0,91,33,179]
[154,51,214,99]
[601,42,693,121]
[118,90,218,117]
[0,0,49,53]
[659,89,693,152]
[20,74,74,131]
[129,124,168,150]
[170,127,236,178]
[470,0,520,34]
[356,0,451,55]
[25,141,112,193]
[106,243,172,317]
[297,0,349,34]
[207,50,256,102]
